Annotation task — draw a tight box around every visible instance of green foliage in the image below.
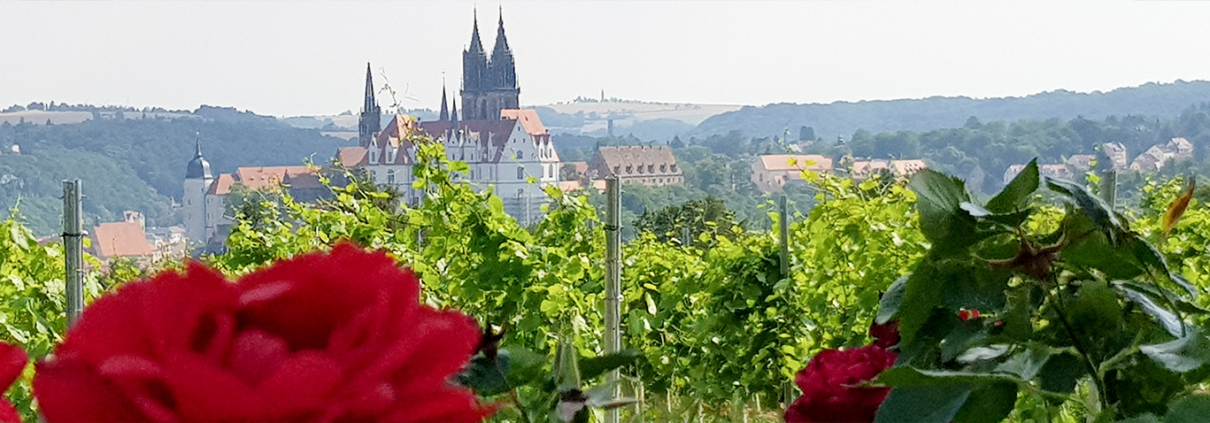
[633,196,739,248]
[875,164,1210,423]
[0,211,106,420]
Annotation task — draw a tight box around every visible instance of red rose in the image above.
[785,345,896,423]
[34,244,495,423]
[868,320,900,350]
[0,342,28,423]
[958,309,981,321]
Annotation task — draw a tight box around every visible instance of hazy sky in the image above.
[3,1,1210,117]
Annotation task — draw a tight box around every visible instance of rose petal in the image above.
[0,343,27,392]
[237,244,420,351]
[162,353,261,422]
[226,330,289,386]
[0,401,20,423]
[364,309,479,388]
[385,390,496,423]
[35,356,147,423]
[257,351,342,418]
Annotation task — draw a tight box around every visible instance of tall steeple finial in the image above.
[439,81,450,121]
[194,130,202,157]
[359,62,383,148]
[451,96,458,125]
[363,63,376,113]
[468,6,483,53]
[494,5,510,53]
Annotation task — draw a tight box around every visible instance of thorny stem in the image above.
[1039,274,1112,417]
[493,359,534,423]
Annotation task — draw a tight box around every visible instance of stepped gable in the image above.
[417,118,517,162]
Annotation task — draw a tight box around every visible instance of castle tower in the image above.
[359,63,382,147]
[183,132,212,244]
[461,7,519,121]
[439,84,450,121]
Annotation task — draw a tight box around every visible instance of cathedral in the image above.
[337,8,560,226]
[459,9,521,121]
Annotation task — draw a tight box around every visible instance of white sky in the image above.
[2,1,1209,117]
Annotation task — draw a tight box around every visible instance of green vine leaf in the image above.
[986,158,1039,214]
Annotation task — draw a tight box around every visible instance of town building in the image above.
[751,154,833,194]
[1066,155,1095,173]
[1002,163,1075,185]
[182,138,324,250]
[1101,143,1129,171]
[849,159,926,182]
[90,211,157,265]
[1130,137,1194,172]
[334,9,560,225]
[588,146,682,187]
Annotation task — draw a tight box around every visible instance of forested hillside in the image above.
[694,80,1210,140]
[0,109,352,235]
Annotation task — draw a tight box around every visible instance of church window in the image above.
[387,170,396,184]
[517,166,525,179]
[518,151,523,160]
[661,164,667,173]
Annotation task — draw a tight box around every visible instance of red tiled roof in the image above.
[209,173,237,195]
[91,221,154,258]
[500,109,547,136]
[569,161,589,175]
[757,155,833,172]
[235,166,312,190]
[336,146,367,167]
[558,180,582,192]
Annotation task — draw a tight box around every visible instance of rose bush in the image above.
[33,243,495,423]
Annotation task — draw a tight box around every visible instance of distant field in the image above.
[0,111,92,125]
[541,101,742,125]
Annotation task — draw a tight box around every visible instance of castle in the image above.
[182,8,557,249]
[335,8,559,225]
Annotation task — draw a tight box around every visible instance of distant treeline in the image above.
[693,80,1210,140]
[0,108,352,235]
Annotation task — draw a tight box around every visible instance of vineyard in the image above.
[1,134,1208,422]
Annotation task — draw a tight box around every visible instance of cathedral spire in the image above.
[468,7,484,54]
[363,63,377,113]
[493,6,511,57]
[359,62,382,148]
[439,83,449,121]
[451,96,458,125]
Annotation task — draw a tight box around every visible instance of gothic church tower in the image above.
[359,63,382,147]
[461,8,520,121]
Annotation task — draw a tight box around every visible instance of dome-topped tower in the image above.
[185,136,212,179]
[183,132,213,245]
